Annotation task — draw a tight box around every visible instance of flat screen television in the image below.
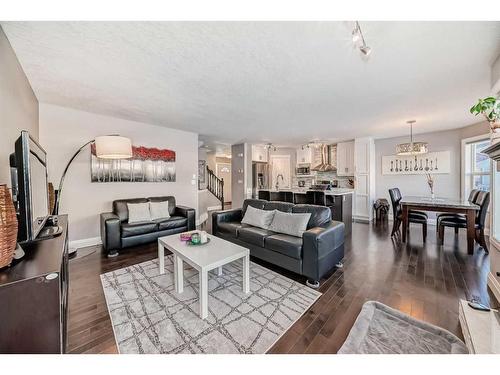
[11,131,50,243]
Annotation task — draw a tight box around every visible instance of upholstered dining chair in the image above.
[435,189,480,233]
[388,188,428,241]
[438,190,490,252]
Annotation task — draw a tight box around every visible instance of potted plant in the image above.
[470,96,500,140]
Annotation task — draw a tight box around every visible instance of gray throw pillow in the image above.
[269,210,311,237]
[149,201,170,220]
[241,205,275,230]
[127,202,152,223]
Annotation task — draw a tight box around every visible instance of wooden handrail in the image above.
[206,166,225,210]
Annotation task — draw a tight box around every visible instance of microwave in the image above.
[296,166,310,175]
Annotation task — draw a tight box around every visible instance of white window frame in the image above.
[461,134,491,200]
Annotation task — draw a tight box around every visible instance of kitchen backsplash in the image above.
[292,171,354,189]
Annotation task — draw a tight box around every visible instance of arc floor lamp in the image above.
[53,135,132,255]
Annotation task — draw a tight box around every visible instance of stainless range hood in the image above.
[311,144,336,172]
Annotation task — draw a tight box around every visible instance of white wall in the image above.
[375,123,489,218]
[39,103,198,244]
[0,27,39,186]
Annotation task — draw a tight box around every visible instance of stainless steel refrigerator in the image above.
[252,162,269,198]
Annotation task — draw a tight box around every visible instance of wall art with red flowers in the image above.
[90,143,176,182]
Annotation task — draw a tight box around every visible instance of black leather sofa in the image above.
[212,199,344,287]
[100,196,195,257]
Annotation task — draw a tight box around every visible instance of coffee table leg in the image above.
[174,254,184,293]
[243,255,250,294]
[158,243,165,275]
[217,266,223,276]
[199,270,208,319]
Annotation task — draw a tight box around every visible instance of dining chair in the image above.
[388,188,428,241]
[435,189,479,233]
[438,190,490,252]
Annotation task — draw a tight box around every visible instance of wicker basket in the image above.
[0,184,18,268]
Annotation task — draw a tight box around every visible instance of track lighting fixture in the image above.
[352,21,371,58]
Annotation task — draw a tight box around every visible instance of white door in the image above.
[270,155,291,189]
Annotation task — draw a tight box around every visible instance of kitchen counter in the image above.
[258,188,354,196]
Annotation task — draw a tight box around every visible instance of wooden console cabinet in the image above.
[0,215,69,353]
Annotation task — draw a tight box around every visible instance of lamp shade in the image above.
[94,135,132,159]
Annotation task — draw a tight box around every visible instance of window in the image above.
[463,137,491,199]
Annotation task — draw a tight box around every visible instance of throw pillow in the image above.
[269,210,311,237]
[241,205,275,230]
[149,201,170,220]
[127,202,152,223]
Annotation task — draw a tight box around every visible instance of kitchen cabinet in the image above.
[337,141,355,176]
[252,144,268,162]
[353,137,376,222]
[296,147,313,164]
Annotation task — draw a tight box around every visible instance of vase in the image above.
[0,184,18,268]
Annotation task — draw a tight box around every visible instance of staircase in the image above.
[207,166,225,210]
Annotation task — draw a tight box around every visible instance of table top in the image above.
[459,299,500,354]
[158,232,249,270]
[401,196,479,210]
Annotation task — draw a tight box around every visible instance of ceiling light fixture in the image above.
[352,21,371,58]
[266,143,277,152]
[396,120,429,155]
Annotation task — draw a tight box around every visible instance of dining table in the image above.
[400,196,480,254]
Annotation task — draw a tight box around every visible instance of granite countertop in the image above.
[259,188,354,196]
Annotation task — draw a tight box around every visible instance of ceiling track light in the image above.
[352,21,371,57]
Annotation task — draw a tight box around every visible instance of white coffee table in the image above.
[158,233,250,319]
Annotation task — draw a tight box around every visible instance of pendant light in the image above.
[396,120,428,155]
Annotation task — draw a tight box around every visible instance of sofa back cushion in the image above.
[148,196,176,216]
[242,199,267,216]
[292,204,331,229]
[268,210,311,237]
[114,198,149,222]
[263,201,294,213]
[241,205,275,230]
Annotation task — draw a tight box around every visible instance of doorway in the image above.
[270,155,291,189]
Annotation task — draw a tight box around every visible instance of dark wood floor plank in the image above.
[67,217,492,354]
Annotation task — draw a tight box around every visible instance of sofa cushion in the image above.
[121,221,158,238]
[148,196,176,216]
[263,201,294,213]
[265,234,303,260]
[241,205,275,230]
[238,226,277,247]
[242,199,267,216]
[217,222,244,238]
[292,204,331,229]
[114,198,149,222]
[155,216,188,231]
[268,210,311,237]
[149,201,170,220]
[127,202,152,223]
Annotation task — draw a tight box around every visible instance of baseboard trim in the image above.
[207,205,222,211]
[69,236,102,250]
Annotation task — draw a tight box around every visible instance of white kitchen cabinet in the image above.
[252,145,268,163]
[296,147,313,164]
[353,137,376,222]
[337,141,355,176]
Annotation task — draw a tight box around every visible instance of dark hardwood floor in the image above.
[67,218,492,354]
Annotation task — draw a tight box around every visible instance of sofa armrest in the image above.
[212,208,243,235]
[302,220,345,282]
[100,212,121,252]
[175,205,196,230]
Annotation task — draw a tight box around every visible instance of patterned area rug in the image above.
[101,255,321,354]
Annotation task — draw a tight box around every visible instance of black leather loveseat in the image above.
[100,196,195,257]
[212,199,344,287]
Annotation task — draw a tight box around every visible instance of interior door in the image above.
[216,163,232,203]
[270,155,291,189]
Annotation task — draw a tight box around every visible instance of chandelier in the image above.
[396,120,428,155]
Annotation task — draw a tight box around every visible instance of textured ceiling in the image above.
[2,21,500,147]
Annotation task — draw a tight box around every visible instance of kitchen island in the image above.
[257,188,353,234]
